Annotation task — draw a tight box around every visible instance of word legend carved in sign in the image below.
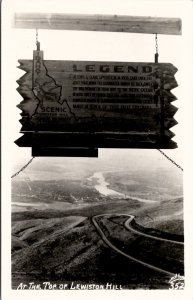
[16,50,178,154]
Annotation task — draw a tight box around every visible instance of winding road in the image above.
[124,215,184,245]
[92,214,184,276]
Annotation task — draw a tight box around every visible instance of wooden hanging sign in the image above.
[15,49,178,152]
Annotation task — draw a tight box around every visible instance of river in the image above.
[12,202,42,207]
[88,172,124,197]
[88,172,157,203]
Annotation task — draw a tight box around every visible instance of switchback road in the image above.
[92,214,183,276]
[124,215,184,245]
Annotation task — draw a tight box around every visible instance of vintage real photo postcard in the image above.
[1,0,193,299]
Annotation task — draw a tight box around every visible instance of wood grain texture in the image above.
[15,132,177,149]
[16,58,179,149]
[13,13,182,35]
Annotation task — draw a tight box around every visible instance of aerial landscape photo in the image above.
[11,150,184,290]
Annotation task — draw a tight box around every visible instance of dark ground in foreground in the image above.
[12,199,184,290]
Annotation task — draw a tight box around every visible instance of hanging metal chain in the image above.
[155,33,159,63]
[154,33,183,172]
[36,28,38,46]
[154,34,180,169]
[155,33,158,54]
[10,151,182,179]
[36,28,40,51]
[157,149,183,171]
[11,157,35,179]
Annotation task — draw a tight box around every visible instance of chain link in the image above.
[154,32,182,172]
[157,149,183,171]
[36,28,38,46]
[11,157,35,179]
[155,33,158,54]
[10,150,182,178]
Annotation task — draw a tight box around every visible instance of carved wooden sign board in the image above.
[16,49,178,156]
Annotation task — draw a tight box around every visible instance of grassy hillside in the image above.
[11,164,183,289]
[12,213,176,289]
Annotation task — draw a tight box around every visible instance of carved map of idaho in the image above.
[17,49,73,132]
[17,49,178,149]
